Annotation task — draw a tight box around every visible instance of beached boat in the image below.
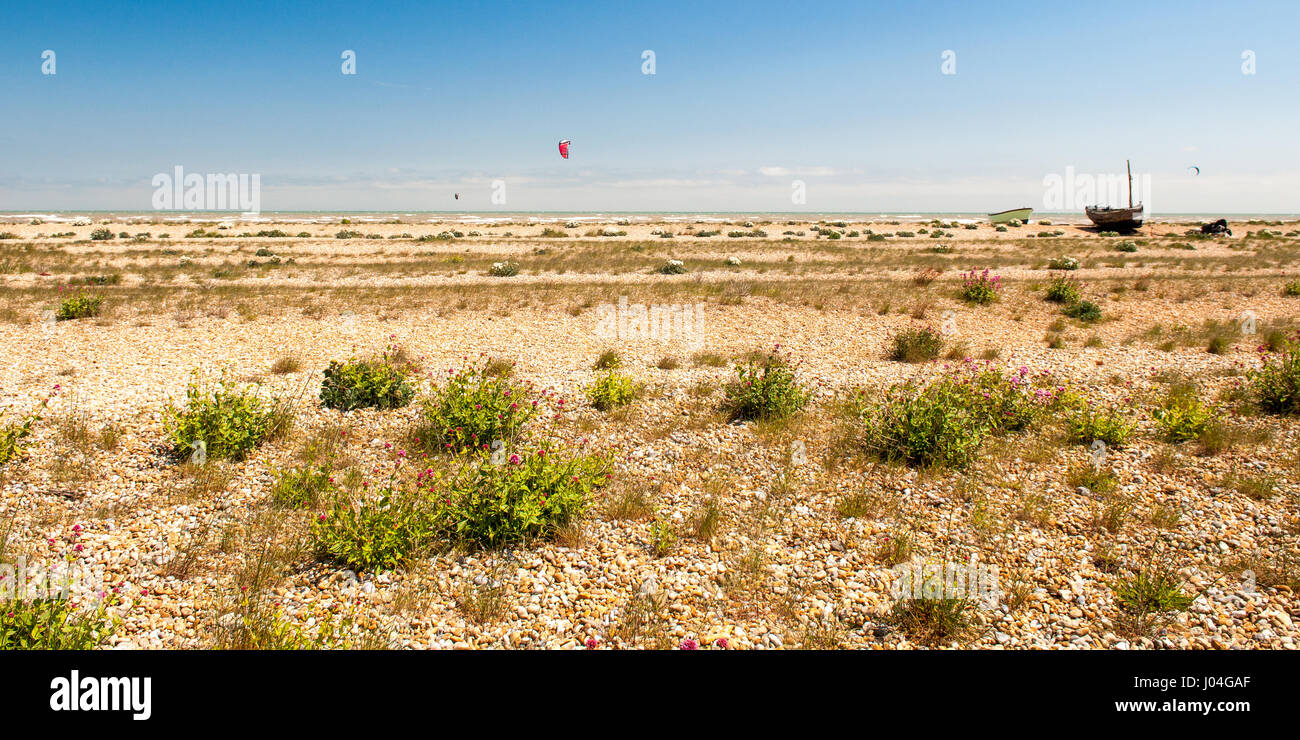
[988,207,1033,224]
[1085,160,1143,232]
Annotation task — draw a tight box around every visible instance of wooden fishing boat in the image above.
[988,207,1033,224]
[1086,160,1143,231]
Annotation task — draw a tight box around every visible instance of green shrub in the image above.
[1047,256,1079,270]
[435,446,611,550]
[658,259,687,274]
[1151,385,1215,442]
[335,230,363,239]
[320,351,416,411]
[586,370,637,411]
[649,518,677,556]
[1207,333,1233,355]
[89,228,114,241]
[963,366,1058,434]
[163,376,281,461]
[270,465,335,509]
[1,598,116,650]
[858,381,987,469]
[1044,274,1082,303]
[1064,403,1135,447]
[488,261,519,277]
[1063,299,1102,322]
[959,269,1001,305]
[311,488,437,572]
[1283,280,1300,297]
[722,350,809,421]
[857,366,1057,469]
[0,395,51,466]
[416,357,537,452]
[1115,241,1138,252]
[55,291,104,321]
[888,326,944,363]
[1250,333,1300,415]
[539,228,568,238]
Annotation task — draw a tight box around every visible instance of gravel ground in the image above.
[2,218,1298,649]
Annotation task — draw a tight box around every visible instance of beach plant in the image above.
[0,394,53,467]
[586,369,637,411]
[856,365,1057,469]
[320,350,416,411]
[592,349,621,370]
[435,445,612,550]
[55,291,104,321]
[1063,299,1102,323]
[311,487,438,572]
[961,365,1060,434]
[959,269,1001,305]
[1283,280,1300,297]
[1047,256,1079,270]
[1044,273,1082,304]
[335,230,363,239]
[416,356,538,452]
[488,261,519,277]
[1112,558,1195,634]
[1249,332,1300,415]
[1063,402,1136,447]
[88,228,114,241]
[721,348,809,422]
[1,598,117,650]
[163,375,282,461]
[857,379,984,469]
[658,259,687,275]
[270,464,336,509]
[1115,241,1138,253]
[1151,385,1215,443]
[890,588,978,645]
[888,325,945,363]
[649,518,677,557]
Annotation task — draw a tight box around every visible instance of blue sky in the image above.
[1,0,1297,212]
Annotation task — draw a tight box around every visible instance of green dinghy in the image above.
[988,207,1033,224]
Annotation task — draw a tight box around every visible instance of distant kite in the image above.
[1188,166,1200,176]
[558,139,571,159]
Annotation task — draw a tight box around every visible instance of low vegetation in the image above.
[722,349,809,421]
[320,349,416,411]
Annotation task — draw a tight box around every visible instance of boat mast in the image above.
[1127,159,1133,208]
